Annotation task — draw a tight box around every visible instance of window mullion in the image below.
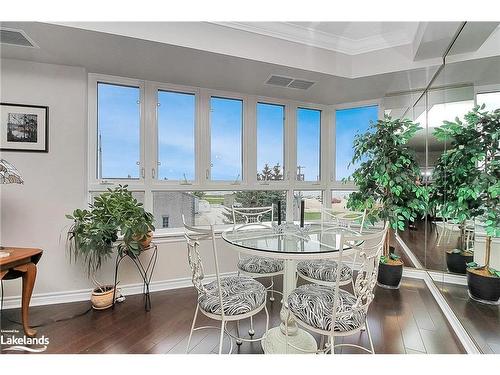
[247,96,257,187]
[198,89,210,186]
[287,104,297,187]
[143,81,155,213]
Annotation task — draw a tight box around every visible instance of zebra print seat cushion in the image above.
[237,256,284,274]
[296,259,352,284]
[198,276,266,316]
[288,284,365,332]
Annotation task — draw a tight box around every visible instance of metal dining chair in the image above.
[285,223,388,354]
[320,207,366,231]
[183,217,269,354]
[297,208,367,288]
[230,205,284,336]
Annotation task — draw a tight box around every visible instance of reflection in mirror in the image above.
[427,85,475,274]
[424,24,500,353]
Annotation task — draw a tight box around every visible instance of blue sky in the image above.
[335,105,378,180]
[158,90,195,181]
[210,97,243,181]
[98,83,140,179]
[98,84,375,181]
[297,108,321,181]
[257,103,284,176]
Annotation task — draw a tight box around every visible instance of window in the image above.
[97,82,141,179]
[416,100,473,128]
[257,103,285,180]
[335,105,378,180]
[210,97,243,181]
[90,191,145,204]
[477,91,500,111]
[153,191,196,229]
[162,216,169,228]
[90,75,341,232]
[157,90,196,181]
[331,190,356,213]
[293,191,323,222]
[195,190,286,225]
[153,190,286,228]
[296,108,321,182]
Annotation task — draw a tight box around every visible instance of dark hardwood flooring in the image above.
[439,283,500,354]
[1,276,465,354]
[398,219,460,272]
[395,222,500,354]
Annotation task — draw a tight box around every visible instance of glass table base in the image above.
[262,326,317,354]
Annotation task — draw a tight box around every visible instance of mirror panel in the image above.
[395,24,500,353]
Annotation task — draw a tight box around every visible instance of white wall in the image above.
[0,59,238,304]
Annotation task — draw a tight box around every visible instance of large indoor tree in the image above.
[345,115,428,259]
[431,105,500,275]
[430,107,484,255]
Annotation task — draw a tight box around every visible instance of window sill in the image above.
[151,225,234,243]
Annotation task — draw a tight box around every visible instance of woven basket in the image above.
[91,285,115,310]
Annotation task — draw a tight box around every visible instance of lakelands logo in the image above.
[1,329,49,353]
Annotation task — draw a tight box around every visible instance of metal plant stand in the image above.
[112,243,158,311]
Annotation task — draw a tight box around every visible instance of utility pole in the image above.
[297,165,305,181]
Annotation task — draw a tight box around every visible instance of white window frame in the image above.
[474,84,500,106]
[88,74,146,191]
[255,97,288,188]
[331,99,383,188]
[87,72,383,236]
[206,90,247,187]
[294,105,326,187]
[147,81,201,187]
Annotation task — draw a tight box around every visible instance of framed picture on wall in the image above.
[0,102,49,152]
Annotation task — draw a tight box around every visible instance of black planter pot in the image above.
[466,269,500,305]
[446,250,473,274]
[377,261,403,289]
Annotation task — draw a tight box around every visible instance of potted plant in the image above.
[433,106,499,303]
[344,115,428,289]
[102,185,155,257]
[66,185,155,309]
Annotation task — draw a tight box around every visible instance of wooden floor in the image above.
[398,219,459,272]
[439,282,500,354]
[1,277,465,354]
[397,221,500,354]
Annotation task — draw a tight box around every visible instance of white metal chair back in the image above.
[231,204,274,231]
[329,223,388,335]
[182,215,226,318]
[321,208,366,233]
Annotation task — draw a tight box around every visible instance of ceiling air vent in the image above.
[266,75,294,87]
[288,79,315,90]
[0,28,38,48]
[265,75,315,90]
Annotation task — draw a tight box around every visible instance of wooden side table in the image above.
[0,247,43,337]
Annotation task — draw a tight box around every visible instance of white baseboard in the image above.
[395,233,424,269]
[396,234,468,286]
[427,270,467,286]
[401,267,427,279]
[1,271,238,310]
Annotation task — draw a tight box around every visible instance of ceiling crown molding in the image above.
[211,22,416,55]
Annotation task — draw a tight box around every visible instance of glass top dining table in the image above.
[221,223,362,354]
[221,223,361,260]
